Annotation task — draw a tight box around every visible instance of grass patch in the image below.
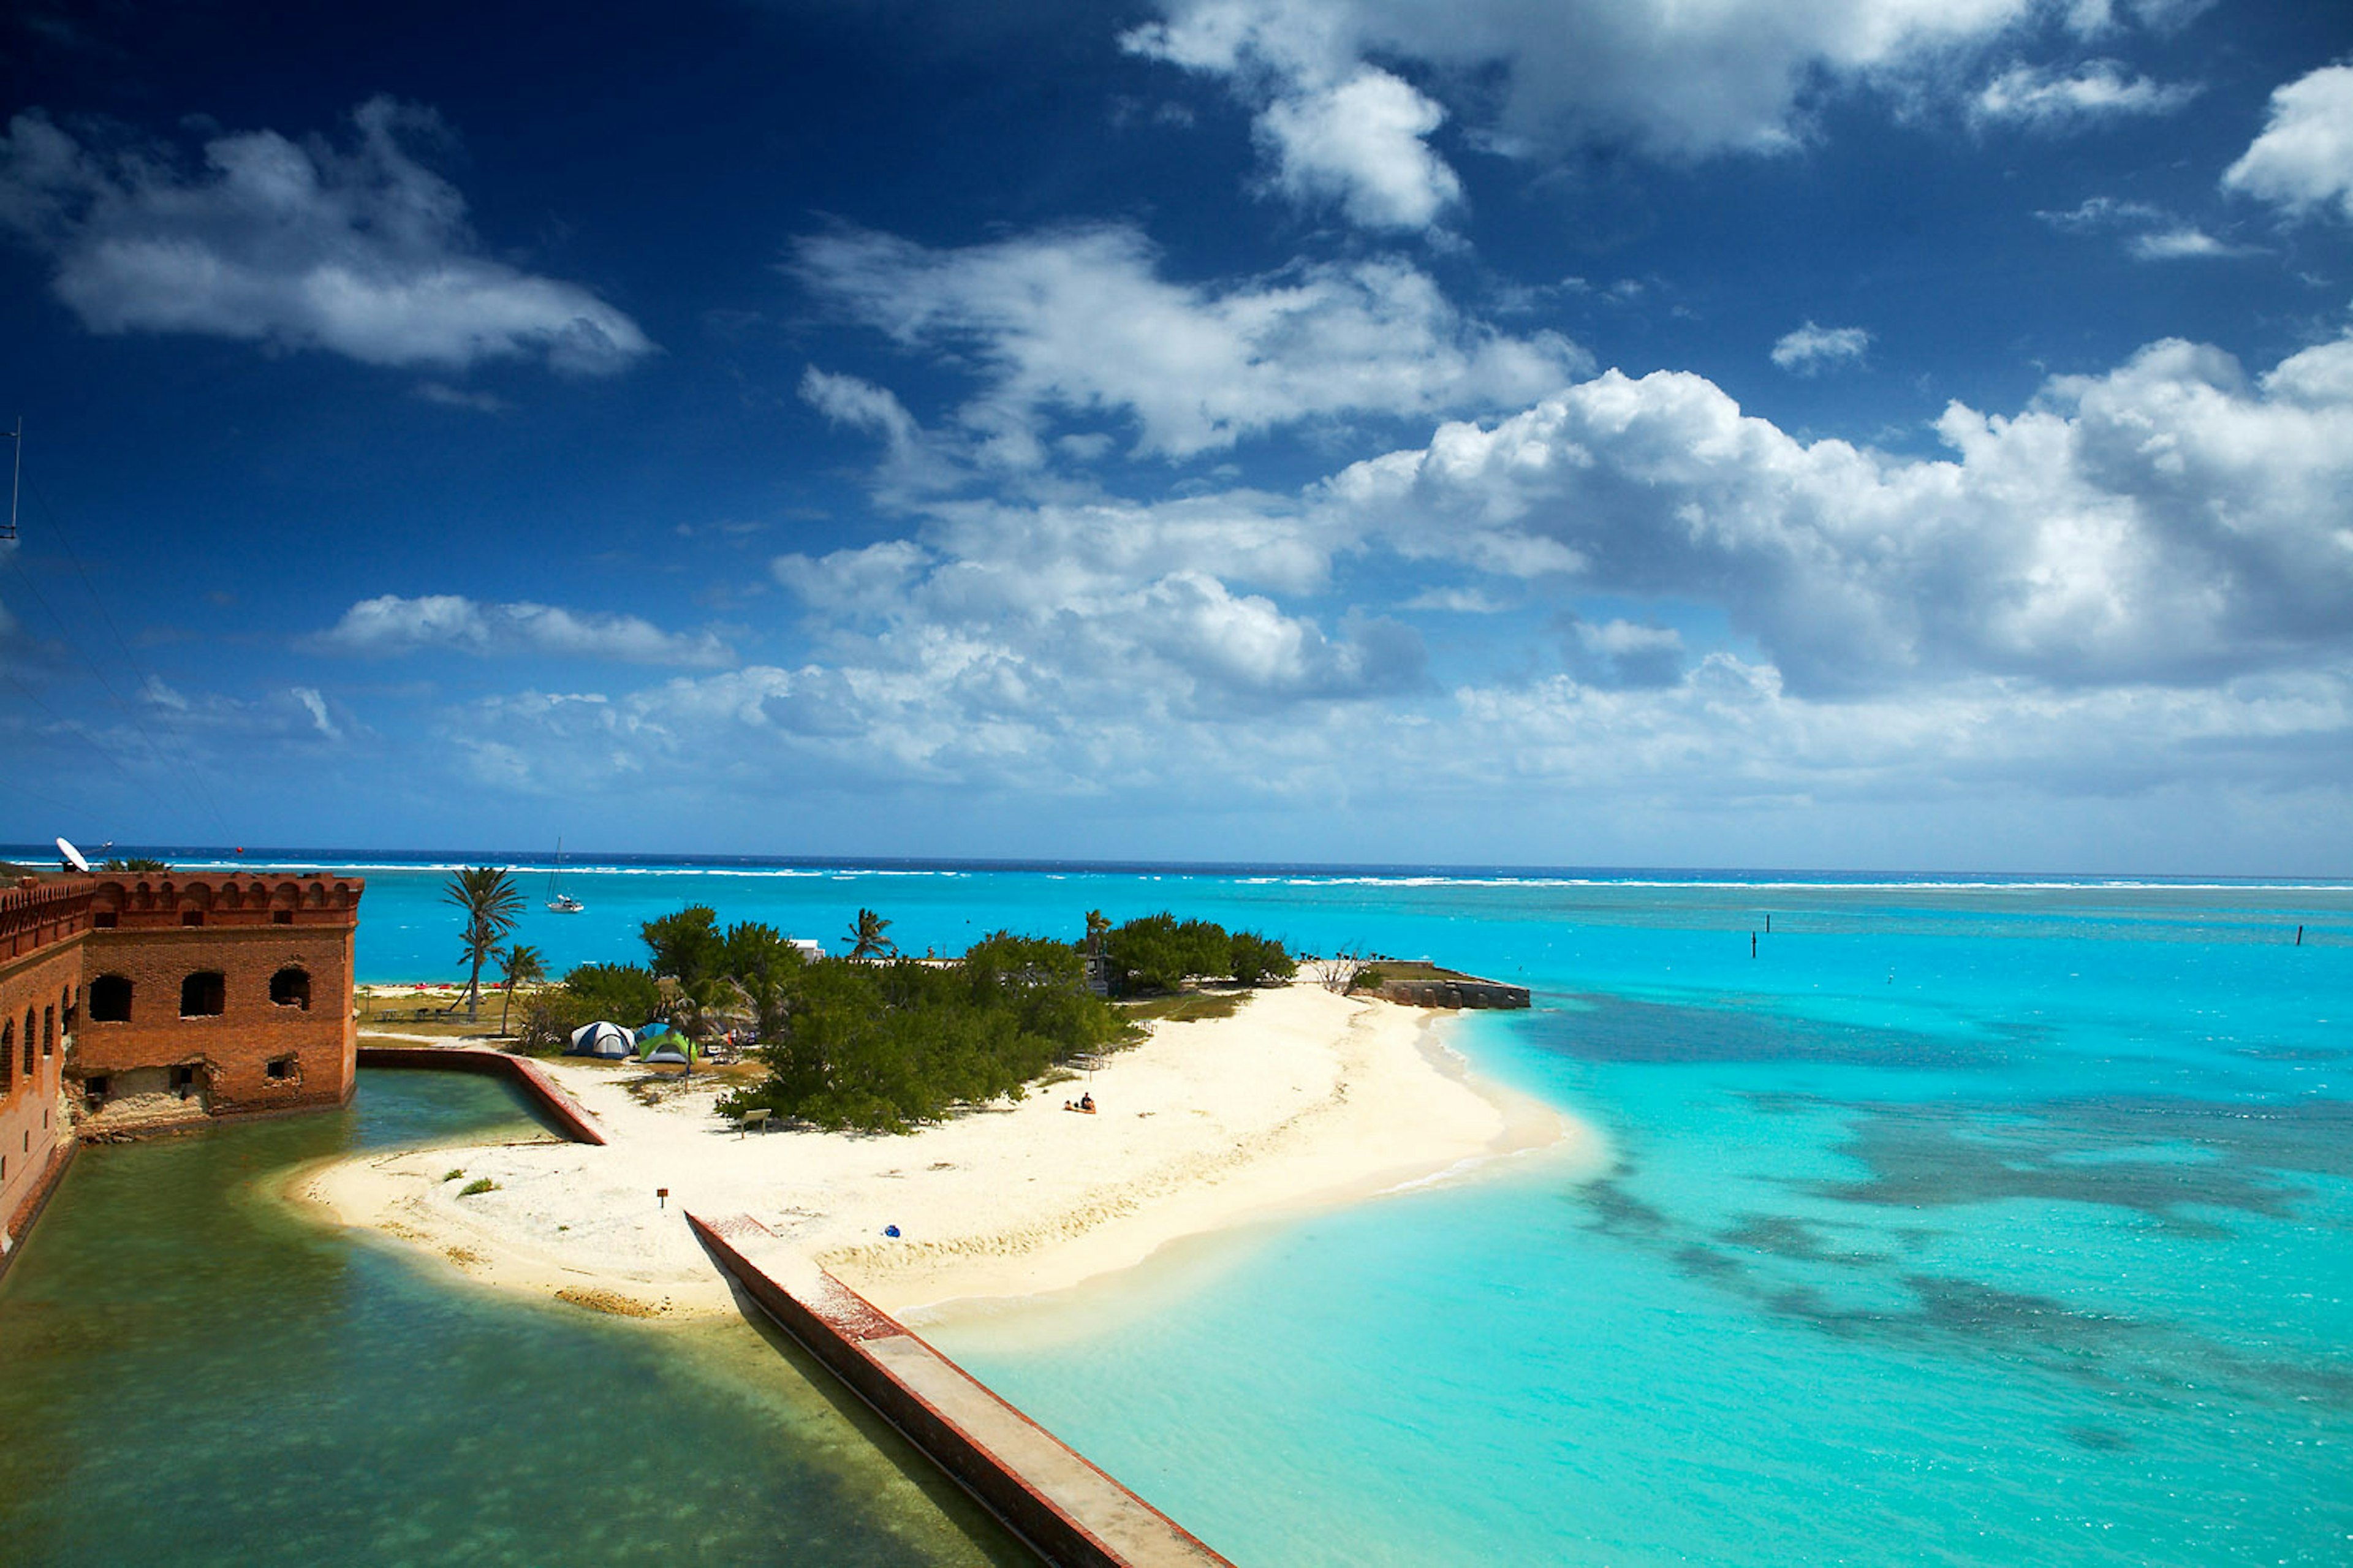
[1118,990,1247,1023]
[458,1177,498,1196]
[442,1168,465,1182]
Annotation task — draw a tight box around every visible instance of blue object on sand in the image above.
[884,1224,901,1238]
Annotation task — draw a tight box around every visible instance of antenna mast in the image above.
[3,417,18,541]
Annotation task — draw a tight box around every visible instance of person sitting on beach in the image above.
[1078,1093,1096,1113]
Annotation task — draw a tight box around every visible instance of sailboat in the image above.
[545,838,585,913]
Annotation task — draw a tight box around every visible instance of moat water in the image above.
[0,1069,1026,1567]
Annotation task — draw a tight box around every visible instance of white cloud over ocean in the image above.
[793,224,1583,460]
[320,595,732,667]
[0,98,653,374]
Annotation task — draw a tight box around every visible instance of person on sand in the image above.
[1079,1092,1096,1113]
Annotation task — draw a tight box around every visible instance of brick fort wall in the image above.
[75,873,363,1133]
[1,880,89,1254]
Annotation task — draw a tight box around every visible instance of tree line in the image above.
[436,866,1300,1134]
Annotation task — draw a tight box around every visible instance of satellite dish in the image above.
[56,836,90,874]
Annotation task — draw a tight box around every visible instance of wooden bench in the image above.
[738,1108,773,1138]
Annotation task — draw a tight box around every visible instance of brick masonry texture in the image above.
[1,871,363,1245]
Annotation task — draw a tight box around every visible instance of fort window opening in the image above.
[1,1021,12,1091]
[272,911,292,925]
[181,910,205,927]
[85,1076,109,1105]
[170,1065,199,1095]
[180,971,227,1018]
[270,967,312,1010]
[93,911,118,928]
[89,975,132,1023]
[266,1055,297,1081]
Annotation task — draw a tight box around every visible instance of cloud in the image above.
[290,686,343,740]
[792,223,1585,460]
[1256,67,1463,230]
[2222,64,2353,222]
[2037,195,2257,260]
[1771,322,1871,374]
[1566,616,1686,688]
[1126,0,2044,198]
[414,381,510,413]
[1971,60,2199,129]
[2124,227,2257,260]
[0,98,654,374]
[318,594,732,666]
[1323,333,2353,694]
[2036,195,2165,232]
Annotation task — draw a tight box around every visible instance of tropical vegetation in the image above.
[442,866,523,1021]
[496,942,546,1036]
[1099,911,1297,994]
[719,931,1133,1133]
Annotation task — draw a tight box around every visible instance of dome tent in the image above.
[640,1034,697,1066]
[567,1021,636,1059]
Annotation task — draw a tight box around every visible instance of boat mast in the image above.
[3,417,19,542]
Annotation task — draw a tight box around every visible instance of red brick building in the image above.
[0,870,363,1256]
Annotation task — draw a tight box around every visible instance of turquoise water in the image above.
[0,1068,1026,1566]
[13,854,2352,1564]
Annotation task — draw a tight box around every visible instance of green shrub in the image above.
[458,1177,497,1196]
[719,937,1136,1135]
[1229,930,1297,987]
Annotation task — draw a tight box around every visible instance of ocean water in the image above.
[10,850,2350,1564]
[0,1067,1026,1566]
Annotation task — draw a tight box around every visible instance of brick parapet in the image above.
[1,876,96,961]
[86,872,362,930]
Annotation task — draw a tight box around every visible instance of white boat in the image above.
[546,839,585,913]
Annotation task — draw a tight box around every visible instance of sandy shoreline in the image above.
[297,982,1602,1324]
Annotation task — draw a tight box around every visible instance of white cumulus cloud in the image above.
[1127,0,2044,197]
[0,98,653,374]
[793,223,1584,461]
[319,595,731,666]
[2222,64,2353,222]
[1324,333,2353,694]
[1256,67,1463,230]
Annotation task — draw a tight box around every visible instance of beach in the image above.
[301,980,1593,1320]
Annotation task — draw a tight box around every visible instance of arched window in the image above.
[180,971,227,1018]
[89,975,132,1023]
[1,1020,13,1091]
[269,967,312,1010]
[33,1009,48,1074]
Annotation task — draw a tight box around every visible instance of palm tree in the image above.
[496,942,547,1036]
[846,907,895,960]
[442,866,524,1022]
[1084,909,1110,956]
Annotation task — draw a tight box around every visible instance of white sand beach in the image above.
[298,982,1602,1322]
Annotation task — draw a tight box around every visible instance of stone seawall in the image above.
[689,1211,1231,1568]
[1368,975,1531,1009]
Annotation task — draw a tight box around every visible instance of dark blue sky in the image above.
[3,0,2349,871]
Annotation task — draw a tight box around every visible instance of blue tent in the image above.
[566,1021,635,1059]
